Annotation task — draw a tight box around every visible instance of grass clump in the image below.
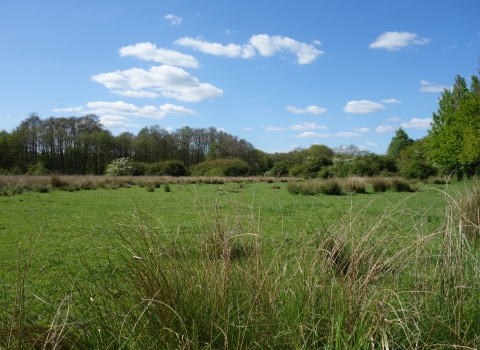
[287,179,343,195]
[342,177,367,194]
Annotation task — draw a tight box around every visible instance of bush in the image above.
[148,160,186,176]
[132,161,149,176]
[191,159,249,177]
[268,161,290,177]
[104,157,134,176]
[401,160,437,180]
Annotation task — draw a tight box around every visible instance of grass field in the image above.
[1,176,479,349]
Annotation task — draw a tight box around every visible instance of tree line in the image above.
[0,114,265,175]
[1,70,478,179]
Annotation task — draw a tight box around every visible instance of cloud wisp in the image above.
[382,98,402,104]
[419,80,450,93]
[266,122,327,132]
[296,131,362,139]
[343,100,385,114]
[54,101,195,121]
[99,115,141,130]
[286,105,327,114]
[164,14,182,26]
[92,65,223,102]
[175,34,323,64]
[375,118,432,133]
[119,42,199,68]
[369,31,429,51]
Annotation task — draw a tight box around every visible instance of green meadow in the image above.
[1,177,479,349]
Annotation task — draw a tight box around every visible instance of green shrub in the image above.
[191,158,249,177]
[267,161,290,177]
[401,160,437,180]
[148,160,186,176]
[132,161,149,176]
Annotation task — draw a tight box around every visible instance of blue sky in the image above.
[1,0,479,153]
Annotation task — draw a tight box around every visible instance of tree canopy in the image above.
[426,74,480,177]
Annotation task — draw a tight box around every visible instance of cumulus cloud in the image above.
[419,80,450,93]
[91,65,223,102]
[353,127,370,133]
[175,37,255,58]
[369,31,429,51]
[289,122,326,131]
[401,118,432,130]
[175,34,323,64]
[382,98,402,104]
[376,125,396,133]
[99,115,141,130]
[85,101,195,120]
[296,132,361,138]
[286,105,327,114]
[111,90,159,98]
[249,34,323,64]
[164,14,182,26]
[119,42,199,68]
[52,106,85,113]
[343,100,385,114]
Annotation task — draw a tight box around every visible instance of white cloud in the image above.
[175,34,323,64]
[296,132,361,138]
[312,40,321,45]
[364,142,378,146]
[175,37,255,58]
[119,42,199,68]
[164,14,182,26]
[369,31,429,51]
[289,122,326,131]
[337,132,362,138]
[401,118,432,130]
[419,80,450,92]
[286,105,327,115]
[85,101,195,120]
[52,106,85,113]
[381,98,402,104]
[264,109,271,113]
[386,117,402,122]
[99,115,141,130]
[243,127,253,131]
[343,100,385,114]
[91,65,223,102]
[217,128,227,132]
[111,90,159,98]
[376,125,396,133]
[165,127,174,132]
[249,34,323,64]
[353,127,370,133]
[266,126,288,131]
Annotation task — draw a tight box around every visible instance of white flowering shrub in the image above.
[104,157,134,176]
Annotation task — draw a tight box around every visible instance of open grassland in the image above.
[1,176,479,349]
